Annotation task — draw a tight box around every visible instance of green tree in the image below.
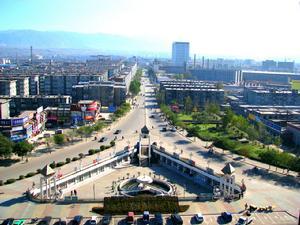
[205,102,220,115]
[216,82,224,89]
[273,136,281,147]
[0,135,14,158]
[13,141,34,160]
[222,109,234,129]
[129,80,141,96]
[53,134,65,145]
[184,96,193,114]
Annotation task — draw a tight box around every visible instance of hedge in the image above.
[72,157,79,161]
[5,179,16,184]
[89,149,96,155]
[103,196,180,214]
[66,158,71,163]
[56,161,65,167]
[25,172,36,178]
[92,207,105,214]
[0,180,3,186]
[19,175,25,180]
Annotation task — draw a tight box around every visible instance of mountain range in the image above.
[0,30,168,56]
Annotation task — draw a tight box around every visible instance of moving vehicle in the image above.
[170,214,183,225]
[99,137,108,142]
[88,216,97,225]
[1,218,14,225]
[220,212,232,223]
[13,220,26,225]
[194,213,204,223]
[101,215,111,225]
[154,213,163,225]
[72,215,83,225]
[236,217,253,225]
[170,127,176,132]
[114,129,121,134]
[126,212,135,224]
[142,211,150,224]
[149,115,155,118]
[55,129,64,134]
[37,217,52,225]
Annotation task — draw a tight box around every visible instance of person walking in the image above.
[245,203,248,210]
[71,190,73,196]
[74,189,77,196]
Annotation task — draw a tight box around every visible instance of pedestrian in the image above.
[241,191,244,198]
[245,203,248,210]
[71,190,73,196]
[74,189,77,196]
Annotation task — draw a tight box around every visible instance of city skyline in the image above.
[0,0,300,60]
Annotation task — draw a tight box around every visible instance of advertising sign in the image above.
[11,117,28,126]
[0,119,11,126]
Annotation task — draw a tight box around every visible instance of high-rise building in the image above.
[172,42,190,67]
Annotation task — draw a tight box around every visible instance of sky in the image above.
[1,0,300,60]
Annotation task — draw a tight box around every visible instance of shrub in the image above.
[66,158,71,163]
[50,161,56,168]
[100,145,106,151]
[25,172,36,178]
[78,153,84,158]
[92,206,104,214]
[5,179,16,184]
[95,149,101,153]
[19,175,25,180]
[36,169,41,174]
[0,180,3,186]
[179,205,190,212]
[110,141,115,147]
[88,149,96,155]
[56,161,65,167]
[72,157,79,161]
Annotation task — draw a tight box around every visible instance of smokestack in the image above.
[30,46,33,65]
[193,54,196,69]
[202,56,205,68]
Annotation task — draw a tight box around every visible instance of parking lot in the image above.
[0,211,297,225]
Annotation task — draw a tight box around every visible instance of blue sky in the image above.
[1,0,300,59]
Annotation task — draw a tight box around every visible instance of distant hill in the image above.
[0,30,167,55]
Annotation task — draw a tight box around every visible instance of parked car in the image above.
[99,137,108,142]
[114,129,121,134]
[55,129,64,134]
[236,217,253,225]
[194,213,204,223]
[126,212,135,224]
[1,218,14,225]
[101,215,111,225]
[72,215,83,225]
[37,217,52,225]
[149,115,155,118]
[70,125,78,129]
[13,220,26,225]
[160,127,167,132]
[142,211,150,224]
[88,216,97,225]
[220,212,232,223]
[170,127,176,132]
[54,218,67,225]
[154,213,163,225]
[170,214,183,225]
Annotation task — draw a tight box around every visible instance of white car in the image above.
[194,213,204,223]
[236,217,253,225]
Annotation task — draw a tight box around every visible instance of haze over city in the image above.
[0,0,300,224]
[1,0,300,60]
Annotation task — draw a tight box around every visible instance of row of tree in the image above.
[129,68,142,96]
[0,135,34,159]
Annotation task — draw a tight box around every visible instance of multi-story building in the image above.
[71,100,100,125]
[45,107,71,127]
[0,80,17,96]
[172,42,190,67]
[0,95,71,117]
[0,99,10,119]
[39,74,106,95]
[0,106,46,142]
[72,81,126,107]
[160,80,224,107]
[244,88,300,105]
[241,70,300,84]
[0,76,29,96]
[190,69,242,84]
[286,122,300,147]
